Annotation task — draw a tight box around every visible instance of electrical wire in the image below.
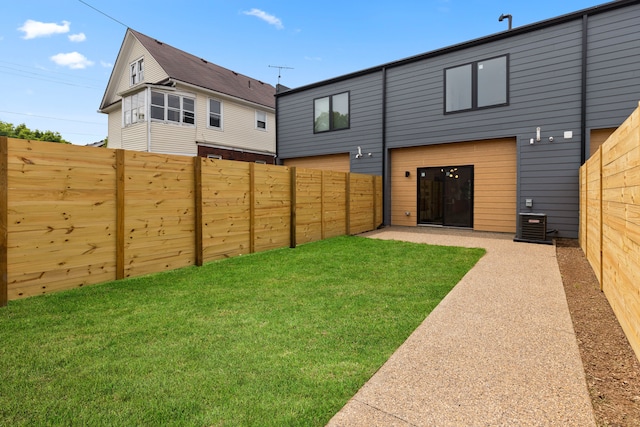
[77,0,129,28]
[0,110,105,125]
[0,68,99,90]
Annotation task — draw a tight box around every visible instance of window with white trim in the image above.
[123,91,146,127]
[130,58,144,86]
[208,99,222,129]
[256,111,267,130]
[150,91,195,125]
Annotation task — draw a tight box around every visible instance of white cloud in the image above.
[50,52,94,69]
[242,8,283,29]
[68,33,86,42]
[100,60,113,68]
[18,19,70,39]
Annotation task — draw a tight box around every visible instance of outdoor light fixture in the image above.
[405,171,410,177]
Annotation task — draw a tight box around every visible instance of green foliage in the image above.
[0,120,70,144]
[0,236,484,426]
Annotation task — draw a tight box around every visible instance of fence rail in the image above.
[579,102,640,362]
[0,137,382,304]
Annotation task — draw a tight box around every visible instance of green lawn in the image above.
[0,235,484,426]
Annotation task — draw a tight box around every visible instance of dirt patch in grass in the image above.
[556,239,640,426]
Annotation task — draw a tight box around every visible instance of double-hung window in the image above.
[314,92,349,133]
[123,91,146,126]
[445,55,508,113]
[209,99,222,129]
[130,58,144,86]
[256,111,267,130]
[150,91,195,125]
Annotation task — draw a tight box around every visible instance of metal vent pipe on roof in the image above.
[499,13,513,30]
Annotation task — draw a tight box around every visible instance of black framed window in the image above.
[445,55,508,113]
[314,92,349,133]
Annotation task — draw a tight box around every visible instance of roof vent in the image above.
[232,71,238,76]
[498,13,513,30]
[201,58,208,63]
[154,39,163,45]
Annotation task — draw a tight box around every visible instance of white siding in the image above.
[196,94,275,154]
[107,110,122,149]
[114,41,167,98]
[104,33,274,157]
[122,123,148,152]
[150,122,197,155]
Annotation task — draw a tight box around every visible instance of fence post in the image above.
[290,166,297,249]
[0,137,8,307]
[584,160,589,255]
[345,173,351,235]
[321,171,326,240]
[372,176,377,230]
[194,157,203,266]
[116,149,125,280]
[249,163,255,254]
[599,146,604,291]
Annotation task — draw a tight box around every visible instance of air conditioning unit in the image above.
[514,213,552,244]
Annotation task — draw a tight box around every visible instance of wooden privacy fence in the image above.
[0,137,382,305]
[579,102,640,362]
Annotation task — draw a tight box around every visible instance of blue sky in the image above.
[1,0,609,145]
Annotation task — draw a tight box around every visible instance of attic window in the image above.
[130,58,144,86]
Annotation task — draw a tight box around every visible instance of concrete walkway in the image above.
[327,226,595,426]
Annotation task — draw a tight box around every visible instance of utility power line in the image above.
[78,0,129,28]
[0,68,99,90]
[0,110,105,125]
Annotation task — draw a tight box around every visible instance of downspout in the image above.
[382,66,389,226]
[275,93,280,165]
[580,14,588,165]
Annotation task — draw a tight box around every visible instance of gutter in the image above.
[381,67,389,226]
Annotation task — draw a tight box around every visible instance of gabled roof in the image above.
[100,29,275,110]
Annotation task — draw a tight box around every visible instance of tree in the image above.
[0,120,70,144]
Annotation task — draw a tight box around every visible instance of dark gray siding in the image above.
[277,73,383,176]
[276,1,640,239]
[586,6,640,130]
[386,23,584,146]
[385,21,584,237]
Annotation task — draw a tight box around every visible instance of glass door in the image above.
[417,166,473,228]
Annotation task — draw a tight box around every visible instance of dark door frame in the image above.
[417,165,474,228]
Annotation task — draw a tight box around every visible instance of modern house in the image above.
[99,29,276,163]
[276,0,640,239]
